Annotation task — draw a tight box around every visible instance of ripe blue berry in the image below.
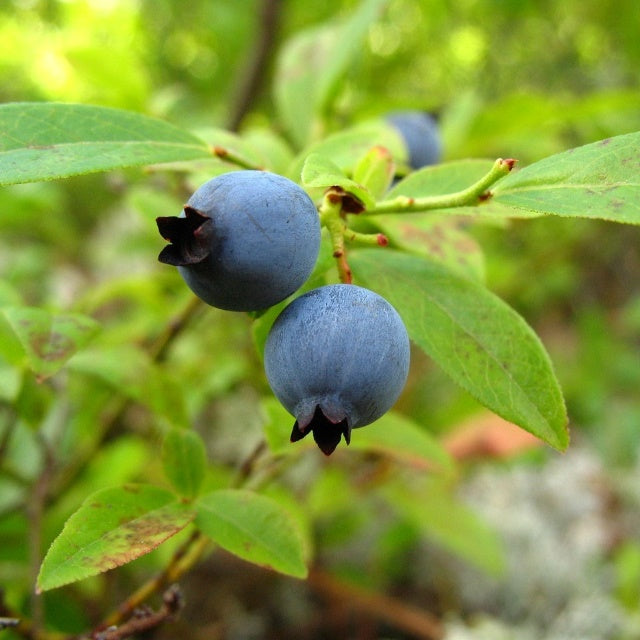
[157,170,320,311]
[264,284,410,455]
[387,111,442,169]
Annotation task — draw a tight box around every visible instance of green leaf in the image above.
[353,145,395,200]
[0,280,23,307]
[369,215,486,281]
[350,250,568,450]
[161,429,207,499]
[0,307,100,380]
[196,489,308,578]
[302,153,374,209]
[0,360,21,402]
[349,411,453,471]
[37,484,196,592]
[0,102,211,185]
[44,438,152,541]
[0,313,25,366]
[493,132,640,224]
[241,128,295,174]
[273,0,388,148]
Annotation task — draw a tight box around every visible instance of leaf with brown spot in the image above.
[369,214,486,281]
[37,484,196,592]
[0,307,99,380]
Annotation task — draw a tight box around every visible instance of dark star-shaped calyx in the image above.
[156,206,214,266]
[291,405,352,456]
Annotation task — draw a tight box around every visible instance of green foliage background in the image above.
[1,0,639,637]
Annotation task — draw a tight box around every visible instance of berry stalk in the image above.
[367,157,517,214]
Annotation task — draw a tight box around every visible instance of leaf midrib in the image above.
[384,268,560,441]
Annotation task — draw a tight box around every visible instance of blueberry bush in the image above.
[1,1,640,638]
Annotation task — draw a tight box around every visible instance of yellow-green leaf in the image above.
[196,489,308,578]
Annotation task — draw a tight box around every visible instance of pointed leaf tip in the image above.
[37,485,195,591]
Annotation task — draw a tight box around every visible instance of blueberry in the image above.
[156,170,321,311]
[387,111,442,169]
[264,284,410,455]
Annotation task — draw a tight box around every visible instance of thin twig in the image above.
[367,158,516,215]
[87,585,183,640]
[0,406,17,464]
[307,567,445,640]
[226,0,283,132]
[28,433,57,632]
[148,295,204,362]
[232,439,268,488]
[97,531,209,630]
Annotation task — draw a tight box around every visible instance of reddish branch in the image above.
[307,568,445,640]
[87,585,183,640]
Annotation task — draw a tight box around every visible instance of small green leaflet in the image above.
[351,250,568,450]
[0,307,99,380]
[302,153,374,209]
[493,132,640,224]
[37,484,196,592]
[196,489,308,578]
[0,102,211,185]
[353,145,395,200]
[287,120,406,182]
